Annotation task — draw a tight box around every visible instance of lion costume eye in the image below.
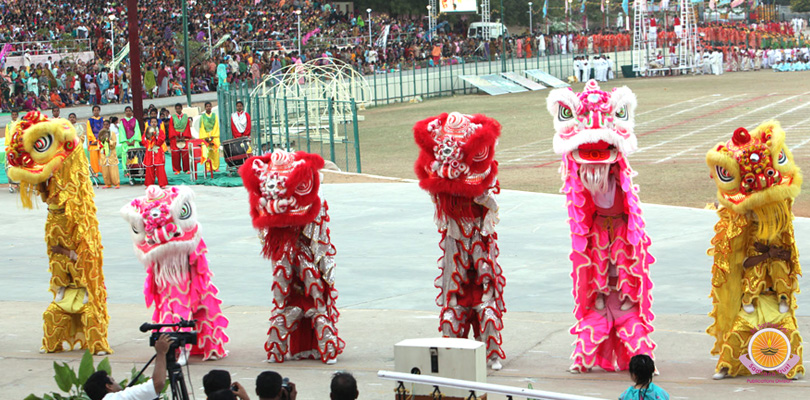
[33,134,53,153]
[179,202,192,220]
[715,166,734,183]
[615,106,628,120]
[777,149,788,165]
[558,105,574,121]
[131,225,139,234]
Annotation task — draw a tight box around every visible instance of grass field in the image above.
[355,71,810,216]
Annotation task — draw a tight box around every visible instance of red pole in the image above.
[127,0,144,131]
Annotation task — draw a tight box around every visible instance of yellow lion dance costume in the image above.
[6,112,111,354]
[706,121,803,379]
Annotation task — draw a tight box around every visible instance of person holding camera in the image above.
[84,334,173,400]
[255,371,296,400]
[203,370,250,400]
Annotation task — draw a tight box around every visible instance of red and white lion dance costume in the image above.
[546,80,656,373]
[414,112,507,370]
[240,149,344,364]
[121,185,229,361]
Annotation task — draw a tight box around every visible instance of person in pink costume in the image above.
[545,80,656,373]
[121,185,229,362]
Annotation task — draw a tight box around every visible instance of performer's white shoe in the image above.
[326,358,338,365]
[742,303,755,314]
[95,351,108,356]
[779,300,790,314]
[712,368,729,380]
[620,299,634,311]
[594,295,605,310]
[568,363,588,374]
[490,360,503,371]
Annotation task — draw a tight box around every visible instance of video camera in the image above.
[140,319,198,348]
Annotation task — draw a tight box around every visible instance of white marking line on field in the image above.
[655,93,810,163]
[636,94,716,116]
[636,94,748,127]
[499,138,552,155]
[636,92,788,156]
[787,116,810,151]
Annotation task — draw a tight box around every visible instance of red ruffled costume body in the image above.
[414,112,507,361]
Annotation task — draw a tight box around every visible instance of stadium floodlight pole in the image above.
[528,2,533,37]
[109,15,116,60]
[205,13,212,50]
[182,0,192,107]
[426,5,432,41]
[367,8,372,45]
[500,0,506,72]
[127,0,144,129]
[295,9,302,55]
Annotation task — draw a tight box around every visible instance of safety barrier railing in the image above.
[377,370,608,400]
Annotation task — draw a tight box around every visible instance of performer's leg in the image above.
[101,164,111,187]
[192,300,229,360]
[110,162,120,187]
[312,312,342,363]
[440,303,472,339]
[41,302,73,353]
[570,308,611,373]
[475,299,505,365]
[144,165,155,186]
[210,146,220,171]
[266,306,303,363]
[79,303,112,355]
[171,150,181,173]
[769,260,794,313]
[89,150,100,174]
[741,265,767,313]
[182,149,190,172]
[157,166,169,187]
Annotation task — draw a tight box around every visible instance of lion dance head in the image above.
[707,121,802,241]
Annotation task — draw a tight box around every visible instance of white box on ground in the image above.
[394,337,486,399]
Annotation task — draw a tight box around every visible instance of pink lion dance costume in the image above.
[239,149,344,364]
[546,80,656,373]
[414,112,507,370]
[121,185,229,361]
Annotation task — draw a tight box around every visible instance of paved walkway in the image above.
[1,182,808,399]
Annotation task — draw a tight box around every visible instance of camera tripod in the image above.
[130,345,191,400]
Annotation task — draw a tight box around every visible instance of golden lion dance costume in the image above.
[706,121,804,379]
[5,112,111,354]
[413,112,507,370]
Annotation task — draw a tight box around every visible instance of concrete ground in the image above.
[2,182,809,399]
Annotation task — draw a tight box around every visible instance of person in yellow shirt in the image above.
[86,105,104,175]
[4,110,20,191]
[198,101,220,172]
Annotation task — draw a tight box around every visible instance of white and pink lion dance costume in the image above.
[121,185,229,361]
[414,112,507,370]
[239,149,344,364]
[546,80,656,373]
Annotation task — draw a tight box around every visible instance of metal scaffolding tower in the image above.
[480,0,491,41]
[428,0,437,40]
[632,0,697,74]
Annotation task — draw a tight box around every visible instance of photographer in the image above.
[255,371,296,400]
[84,334,173,400]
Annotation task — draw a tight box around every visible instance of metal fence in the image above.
[217,85,362,173]
[360,47,636,107]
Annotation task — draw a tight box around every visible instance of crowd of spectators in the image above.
[0,0,807,112]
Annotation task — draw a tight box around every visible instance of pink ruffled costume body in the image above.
[144,239,229,360]
[562,155,656,371]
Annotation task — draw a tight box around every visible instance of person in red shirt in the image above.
[167,103,192,174]
[143,117,169,187]
[231,101,251,138]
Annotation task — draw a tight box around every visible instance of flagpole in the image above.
[127,0,144,130]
